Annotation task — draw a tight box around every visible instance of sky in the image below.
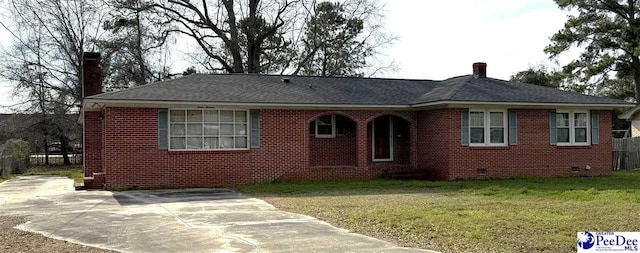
[381,0,572,79]
[0,0,573,112]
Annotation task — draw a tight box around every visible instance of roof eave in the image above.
[413,101,635,109]
[83,98,635,111]
[619,106,640,120]
[81,98,413,110]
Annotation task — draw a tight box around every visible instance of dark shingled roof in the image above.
[87,74,630,106]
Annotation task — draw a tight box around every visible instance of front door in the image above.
[372,116,393,162]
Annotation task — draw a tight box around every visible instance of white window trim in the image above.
[469,109,508,147]
[168,108,250,151]
[372,116,394,162]
[556,110,590,146]
[315,115,336,138]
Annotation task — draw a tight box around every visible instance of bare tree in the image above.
[149,0,393,76]
[148,0,297,73]
[0,0,104,165]
[0,25,55,164]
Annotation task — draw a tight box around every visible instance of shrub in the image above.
[0,139,31,160]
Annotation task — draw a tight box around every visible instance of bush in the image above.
[0,139,31,160]
[0,139,31,176]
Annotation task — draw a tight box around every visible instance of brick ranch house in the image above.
[79,53,633,189]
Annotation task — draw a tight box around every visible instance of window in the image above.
[574,113,588,143]
[169,109,249,150]
[315,115,336,138]
[556,110,589,145]
[489,112,505,144]
[469,111,485,144]
[469,109,507,146]
[556,112,570,143]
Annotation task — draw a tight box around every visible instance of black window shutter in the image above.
[591,110,599,144]
[549,110,557,145]
[461,109,469,146]
[508,109,517,145]
[158,109,168,149]
[250,109,260,148]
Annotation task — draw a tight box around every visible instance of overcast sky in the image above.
[0,0,573,112]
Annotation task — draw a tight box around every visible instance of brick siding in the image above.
[417,109,453,180]
[83,111,103,177]
[419,108,612,180]
[309,135,357,167]
[85,107,613,189]
[95,108,417,189]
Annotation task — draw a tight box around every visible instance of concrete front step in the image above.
[74,181,86,190]
[78,173,105,190]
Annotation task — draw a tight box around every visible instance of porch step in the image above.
[74,181,86,190]
[79,173,105,190]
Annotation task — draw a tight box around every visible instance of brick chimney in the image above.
[473,62,487,79]
[82,52,102,98]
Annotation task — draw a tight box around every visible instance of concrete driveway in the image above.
[0,176,432,253]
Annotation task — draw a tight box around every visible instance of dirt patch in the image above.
[0,216,116,253]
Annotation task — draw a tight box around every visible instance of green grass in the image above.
[0,166,83,184]
[239,171,640,253]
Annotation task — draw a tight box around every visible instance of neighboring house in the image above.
[79,52,634,189]
[618,107,640,137]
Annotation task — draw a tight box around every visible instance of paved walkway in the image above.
[0,176,433,253]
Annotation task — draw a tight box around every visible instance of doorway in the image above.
[372,116,393,162]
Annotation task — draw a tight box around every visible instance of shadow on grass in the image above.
[238,170,640,198]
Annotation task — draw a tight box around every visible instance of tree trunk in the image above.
[246,0,261,73]
[222,0,245,73]
[43,137,49,166]
[135,5,146,84]
[633,56,640,103]
[60,135,71,166]
[246,29,261,73]
[321,47,328,76]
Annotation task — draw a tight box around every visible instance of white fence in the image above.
[29,154,82,166]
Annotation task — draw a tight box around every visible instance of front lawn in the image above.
[239,171,640,253]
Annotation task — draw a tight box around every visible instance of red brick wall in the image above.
[417,109,454,180]
[90,107,612,188]
[309,116,358,167]
[418,108,613,180]
[100,108,418,189]
[309,135,357,166]
[83,111,103,177]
